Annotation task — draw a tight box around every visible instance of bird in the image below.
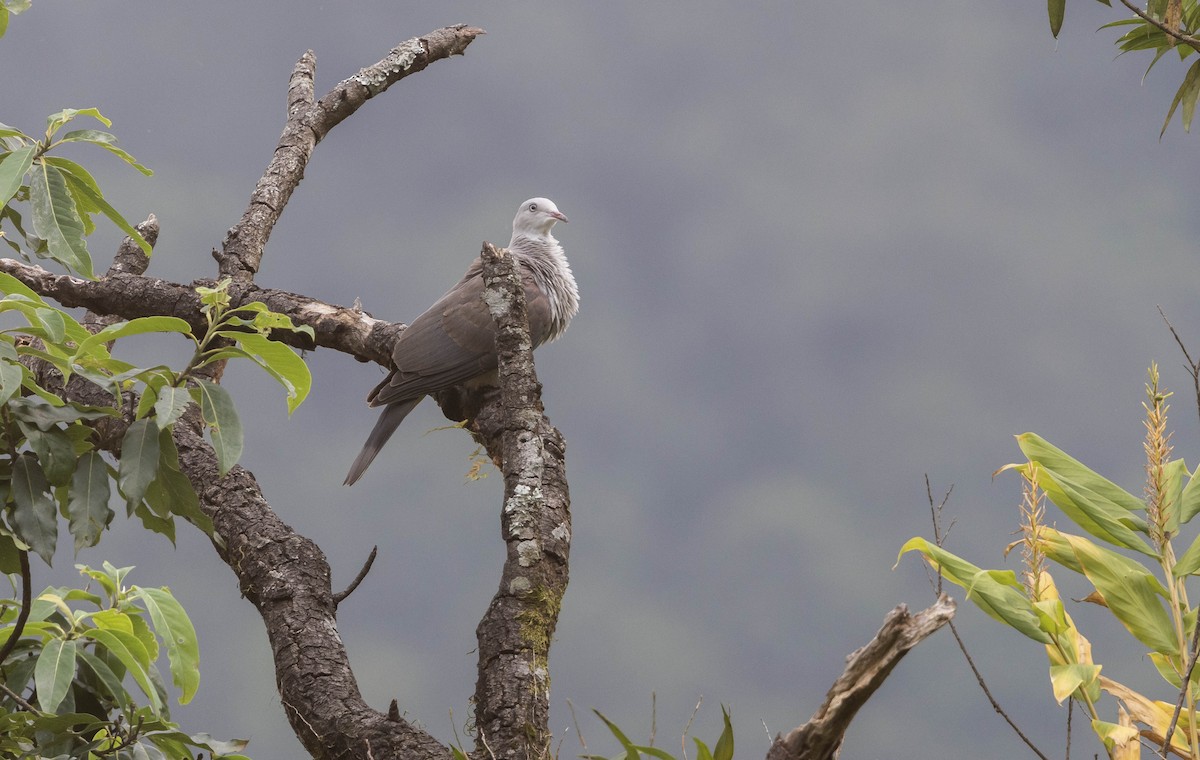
[344,197,579,485]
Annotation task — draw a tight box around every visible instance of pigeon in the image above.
[344,197,578,485]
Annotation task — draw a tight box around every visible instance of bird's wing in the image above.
[367,257,553,407]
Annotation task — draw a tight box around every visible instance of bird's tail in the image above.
[343,398,423,486]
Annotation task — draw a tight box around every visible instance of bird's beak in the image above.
[551,210,568,223]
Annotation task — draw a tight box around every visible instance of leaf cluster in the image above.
[0,562,248,759]
[0,108,151,279]
[900,368,1200,757]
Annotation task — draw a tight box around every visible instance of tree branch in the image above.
[0,550,31,669]
[765,595,956,760]
[459,241,572,757]
[1116,0,1200,53]
[217,24,485,281]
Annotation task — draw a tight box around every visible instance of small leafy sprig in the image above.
[0,107,151,278]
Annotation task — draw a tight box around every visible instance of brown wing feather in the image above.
[367,256,553,408]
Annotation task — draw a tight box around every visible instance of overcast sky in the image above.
[4,2,1200,758]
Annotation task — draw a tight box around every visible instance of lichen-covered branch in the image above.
[452,242,572,758]
[218,24,484,281]
[765,595,956,760]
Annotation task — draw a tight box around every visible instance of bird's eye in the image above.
[528,203,538,212]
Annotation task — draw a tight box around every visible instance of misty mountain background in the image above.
[4,2,1200,757]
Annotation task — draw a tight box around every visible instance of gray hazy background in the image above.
[4,2,1200,758]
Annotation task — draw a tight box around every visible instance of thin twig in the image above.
[566,699,587,752]
[1065,697,1071,760]
[0,680,35,712]
[649,691,657,747]
[925,486,1051,760]
[0,550,31,667]
[332,545,378,607]
[681,696,703,760]
[1157,306,1200,759]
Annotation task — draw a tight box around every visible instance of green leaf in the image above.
[118,418,160,506]
[897,537,1051,643]
[1162,458,1187,535]
[1060,532,1179,655]
[221,330,311,413]
[1049,662,1101,703]
[28,160,93,278]
[1037,527,1168,596]
[1162,58,1200,136]
[1028,462,1154,555]
[133,586,200,704]
[11,453,57,564]
[1017,433,1145,511]
[7,396,114,430]
[67,452,112,552]
[712,705,733,760]
[77,648,131,711]
[0,144,35,207]
[192,379,242,476]
[153,385,190,428]
[146,428,209,534]
[81,627,163,712]
[74,316,192,359]
[693,738,714,760]
[1048,0,1065,37]
[132,499,175,543]
[0,356,21,404]
[1092,718,1140,753]
[46,108,111,136]
[54,126,152,176]
[1179,466,1200,524]
[47,156,153,253]
[34,638,77,712]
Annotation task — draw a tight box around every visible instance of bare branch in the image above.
[333,545,379,607]
[765,596,955,760]
[218,25,485,281]
[1117,0,1200,53]
[0,550,31,668]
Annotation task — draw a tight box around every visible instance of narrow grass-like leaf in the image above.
[1162,58,1200,136]
[118,418,159,506]
[28,161,93,277]
[0,144,35,206]
[712,706,733,760]
[34,638,77,712]
[133,586,200,704]
[1017,434,1145,511]
[11,453,57,564]
[1180,467,1200,524]
[192,379,242,476]
[67,452,112,552]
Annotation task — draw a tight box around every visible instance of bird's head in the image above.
[513,197,568,238]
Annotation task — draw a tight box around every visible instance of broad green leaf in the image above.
[1174,530,1200,576]
[74,316,192,359]
[133,586,200,704]
[222,330,311,413]
[1030,463,1154,555]
[7,396,114,430]
[693,738,714,760]
[81,627,162,712]
[91,608,135,635]
[0,6,8,40]
[1162,58,1200,136]
[1092,718,1140,753]
[0,356,22,403]
[11,453,57,564]
[153,385,190,428]
[0,532,21,574]
[67,452,112,552]
[1161,458,1187,535]
[118,418,160,506]
[1049,662,1100,703]
[77,648,131,711]
[132,499,176,543]
[1048,0,1065,37]
[0,144,35,206]
[49,157,152,254]
[1060,532,1179,655]
[192,379,242,476]
[1179,467,1200,524]
[1017,434,1145,511]
[19,423,75,487]
[54,125,151,176]
[28,161,93,278]
[34,638,77,712]
[147,428,209,533]
[0,271,47,303]
[897,537,1051,642]
[1037,528,1168,596]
